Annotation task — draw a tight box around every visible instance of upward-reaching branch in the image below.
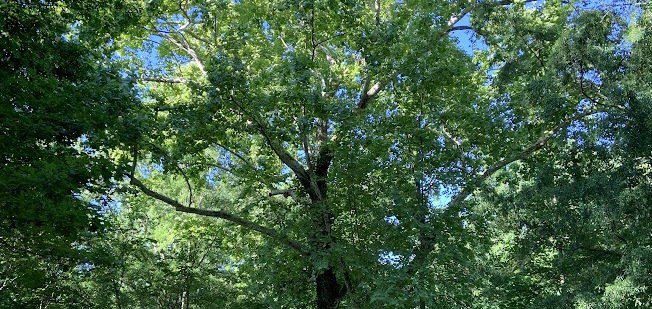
[374,0,380,26]
[446,108,608,211]
[404,108,610,278]
[354,0,537,112]
[357,80,385,109]
[150,30,207,75]
[227,95,321,198]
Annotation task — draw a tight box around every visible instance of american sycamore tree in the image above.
[2,0,652,308]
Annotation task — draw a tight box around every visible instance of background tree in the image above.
[0,1,142,307]
[475,4,652,308]
[79,177,245,309]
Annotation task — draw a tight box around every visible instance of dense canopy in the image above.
[1,0,651,308]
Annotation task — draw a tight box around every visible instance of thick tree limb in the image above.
[354,0,536,114]
[141,76,190,84]
[320,46,338,67]
[446,108,606,210]
[374,0,381,26]
[446,5,476,30]
[440,125,463,148]
[270,139,318,194]
[302,128,314,171]
[130,177,310,256]
[150,30,206,75]
[299,110,314,172]
[176,1,215,47]
[226,95,320,198]
[576,246,623,257]
[357,81,385,109]
[405,108,611,278]
[268,189,294,198]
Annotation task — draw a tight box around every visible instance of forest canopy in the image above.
[1,0,651,308]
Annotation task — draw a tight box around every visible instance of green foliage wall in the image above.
[1,0,651,308]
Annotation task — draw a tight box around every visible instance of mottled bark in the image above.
[316,267,345,309]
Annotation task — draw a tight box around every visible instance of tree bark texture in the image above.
[316,267,345,309]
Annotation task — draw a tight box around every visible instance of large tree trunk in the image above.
[316,267,343,309]
[311,144,344,308]
[311,201,345,309]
